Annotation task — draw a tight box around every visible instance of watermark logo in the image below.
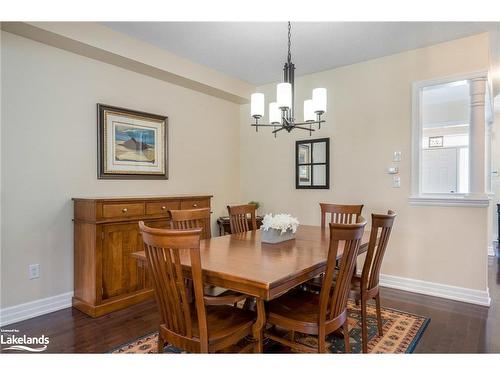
[1,329,49,352]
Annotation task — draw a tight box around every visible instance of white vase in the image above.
[261,228,296,244]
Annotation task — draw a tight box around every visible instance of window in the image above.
[420,80,470,194]
[295,138,329,189]
[410,73,491,207]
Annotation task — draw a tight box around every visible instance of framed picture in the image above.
[97,104,168,179]
[428,136,443,148]
[296,137,330,189]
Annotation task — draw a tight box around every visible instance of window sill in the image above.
[408,195,490,207]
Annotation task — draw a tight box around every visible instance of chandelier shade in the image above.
[250,22,327,136]
[269,102,281,124]
[303,99,315,122]
[312,88,327,114]
[250,93,265,118]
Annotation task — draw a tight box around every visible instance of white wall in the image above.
[1,32,242,308]
[240,33,491,293]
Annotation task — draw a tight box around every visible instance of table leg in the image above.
[252,298,266,353]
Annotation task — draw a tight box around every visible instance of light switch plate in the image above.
[393,151,402,162]
[392,176,401,188]
[29,264,40,279]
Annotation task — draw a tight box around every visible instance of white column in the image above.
[469,77,487,197]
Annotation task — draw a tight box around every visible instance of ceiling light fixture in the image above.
[250,22,327,137]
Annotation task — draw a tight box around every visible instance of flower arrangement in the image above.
[262,213,300,235]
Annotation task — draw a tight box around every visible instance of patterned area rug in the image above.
[111,300,429,354]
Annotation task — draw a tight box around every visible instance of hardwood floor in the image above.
[1,250,499,353]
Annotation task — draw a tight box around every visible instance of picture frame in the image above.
[295,137,330,189]
[97,104,168,179]
[428,136,444,148]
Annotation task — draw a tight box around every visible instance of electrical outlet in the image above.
[392,176,401,188]
[29,264,40,280]
[393,151,402,162]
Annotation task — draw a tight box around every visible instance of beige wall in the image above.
[240,33,491,292]
[0,32,241,308]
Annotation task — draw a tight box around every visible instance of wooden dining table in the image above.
[132,224,371,352]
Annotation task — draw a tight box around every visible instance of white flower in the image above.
[262,213,300,234]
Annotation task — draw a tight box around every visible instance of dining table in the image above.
[131,224,371,352]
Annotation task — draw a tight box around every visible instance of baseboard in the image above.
[380,274,491,307]
[0,292,73,327]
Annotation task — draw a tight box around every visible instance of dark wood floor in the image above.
[2,250,499,353]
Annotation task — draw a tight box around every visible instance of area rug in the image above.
[111,300,430,354]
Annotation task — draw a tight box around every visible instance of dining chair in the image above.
[138,221,259,353]
[352,210,396,353]
[227,204,257,234]
[170,207,212,239]
[320,203,364,227]
[265,219,367,353]
[306,203,364,291]
[169,208,247,306]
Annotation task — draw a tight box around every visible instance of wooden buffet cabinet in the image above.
[72,195,212,317]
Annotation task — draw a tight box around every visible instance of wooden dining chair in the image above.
[265,219,367,353]
[169,208,247,306]
[352,210,396,353]
[170,208,212,239]
[139,221,259,353]
[227,204,257,234]
[306,203,364,292]
[320,203,364,227]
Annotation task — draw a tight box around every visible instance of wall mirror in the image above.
[296,137,330,189]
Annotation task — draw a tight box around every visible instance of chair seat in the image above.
[193,305,256,343]
[268,289,323,334]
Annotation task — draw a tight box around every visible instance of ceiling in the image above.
[102,22,500,86]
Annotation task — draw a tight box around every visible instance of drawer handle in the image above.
[161,206,167,210]
[122,208,128,213]
[193,203,198,207]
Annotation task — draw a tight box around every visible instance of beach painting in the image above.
[114,124,156,163]
[98,104,168,179]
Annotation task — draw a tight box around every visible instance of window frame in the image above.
[410,71,491,207]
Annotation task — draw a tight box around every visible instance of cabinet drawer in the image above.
[145,201,180,215]
[102,203,145,218]
[180,199,210,210]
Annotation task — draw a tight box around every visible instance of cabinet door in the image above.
[101,223,146,300]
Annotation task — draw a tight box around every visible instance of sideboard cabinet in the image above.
[72,195,212,317]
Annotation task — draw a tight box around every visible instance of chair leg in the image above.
[361,298,368,354]
[374,294,383,337]
[343,322,350,353]
[157,335,165,353]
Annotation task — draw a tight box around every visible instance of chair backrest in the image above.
[319,218,367,324]
[227,204,257,234]
[319,203,364,227]
[170,208,212,239]
[138,221,209,349]
[361,210,396,291]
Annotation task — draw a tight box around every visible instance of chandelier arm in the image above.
[251,123,283,127]
[292,120,326,126]
[272,127,287,134]
[293,125,316,132]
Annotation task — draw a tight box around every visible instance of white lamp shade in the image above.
[312,88,327,114]
[251,93,265,118]
[277,82,292,109]
[303,99,315,122]
[269,102,281,124]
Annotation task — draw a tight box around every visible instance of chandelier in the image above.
[250,22,327,137]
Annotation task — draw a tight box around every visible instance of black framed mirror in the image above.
[295,137,330,189]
